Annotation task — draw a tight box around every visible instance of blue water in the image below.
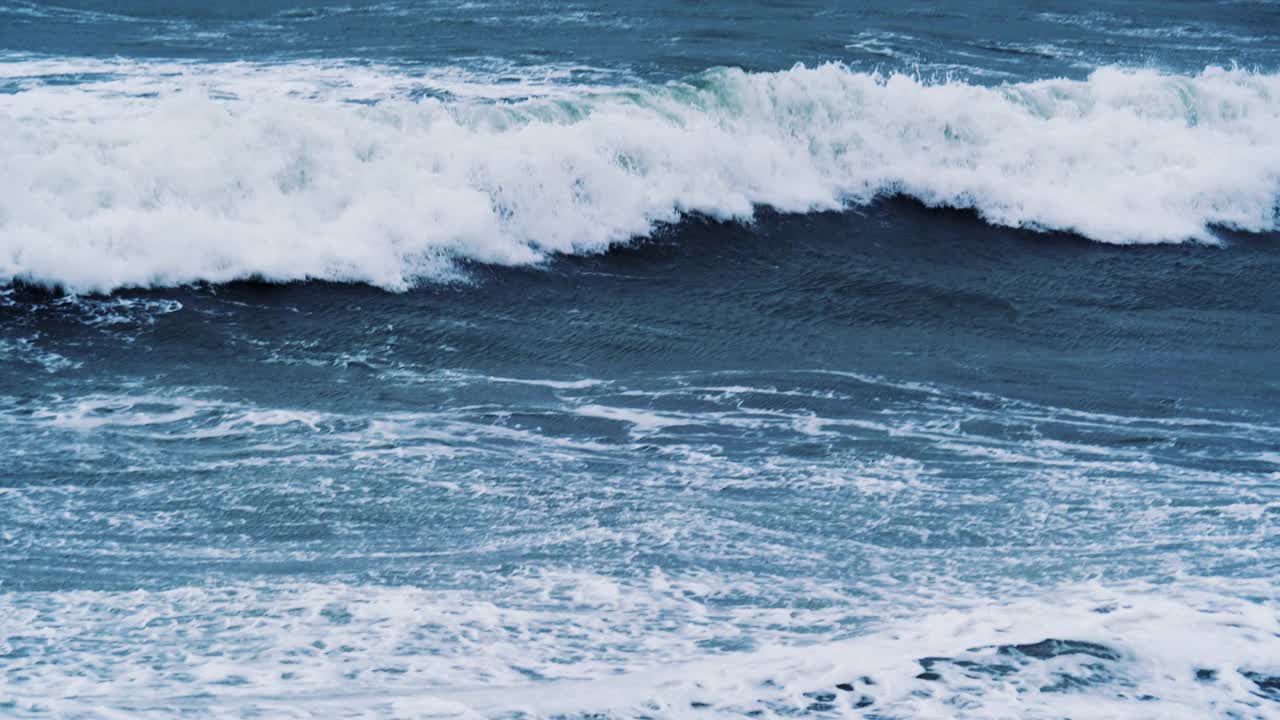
[4,0,1280,80]
[2,2,1279,718]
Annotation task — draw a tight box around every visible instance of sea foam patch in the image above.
[0,578,1275,718]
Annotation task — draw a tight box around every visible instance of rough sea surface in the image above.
[2,2,1279,718]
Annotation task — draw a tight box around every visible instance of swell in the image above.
[1,59,1279,292]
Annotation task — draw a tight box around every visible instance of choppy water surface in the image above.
[2,1,1279,718]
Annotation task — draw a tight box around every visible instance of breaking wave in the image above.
[2,59,1279,292]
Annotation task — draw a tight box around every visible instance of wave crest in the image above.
[2,60,1279,291]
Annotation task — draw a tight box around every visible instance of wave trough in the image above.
[2,60,1279,292]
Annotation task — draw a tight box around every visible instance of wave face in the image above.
[2,60,1279,292]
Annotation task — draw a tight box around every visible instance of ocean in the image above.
[1,1,1279,717]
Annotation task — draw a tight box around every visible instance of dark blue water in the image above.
[2,2,1279,718]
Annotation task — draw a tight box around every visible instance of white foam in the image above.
[1,60,1277,292]
[574,403,696,434]
[1,577,1276,718]
[481,373,610,390]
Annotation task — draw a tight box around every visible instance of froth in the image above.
[2,60,1278,292]
[2,578,1275,718]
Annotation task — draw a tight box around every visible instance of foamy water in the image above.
[3,360,1277,717]
[4,577,1277,718]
